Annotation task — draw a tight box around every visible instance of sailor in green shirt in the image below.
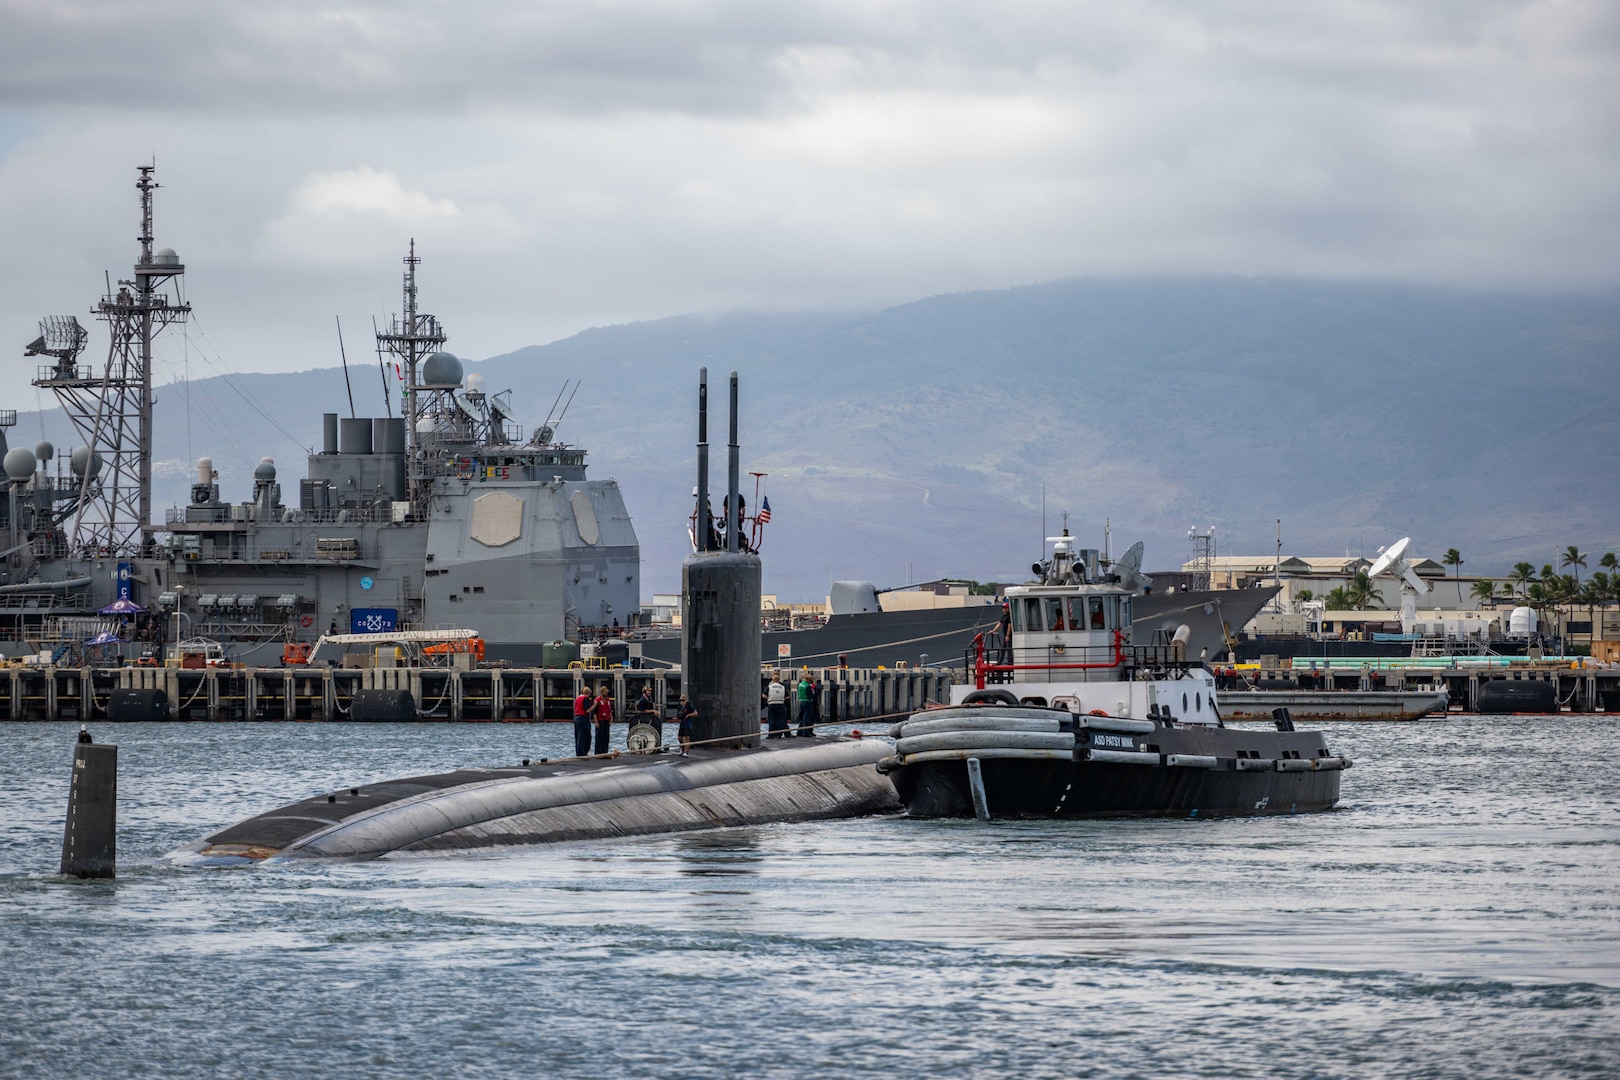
[796,673,815,738]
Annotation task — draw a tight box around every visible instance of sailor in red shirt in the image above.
[573,689,593,756]
[593,688,614,755]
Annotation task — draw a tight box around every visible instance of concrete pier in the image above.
[0,664,954,723]
[1218,660,1620,714]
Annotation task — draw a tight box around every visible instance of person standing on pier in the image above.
[593,687,614,755]
[572,687,593,757]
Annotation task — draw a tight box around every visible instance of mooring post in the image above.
[61,730,116,878]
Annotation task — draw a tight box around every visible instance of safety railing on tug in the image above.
[967,631,1194,690]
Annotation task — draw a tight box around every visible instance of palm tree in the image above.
[1562,546,1587,585]
[1602,552,1618,576]
[1344,570,1383,610]
[1591,571,1616,642]
[1324,586,1351,611]
[1470,579,1497,605]
[1512,562,1537,597]
[1525,581,1557,628]
[1443,548,1465,605]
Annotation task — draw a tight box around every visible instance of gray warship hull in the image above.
[636,585,1277,672]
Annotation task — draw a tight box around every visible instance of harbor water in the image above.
[1,717,1617,1078]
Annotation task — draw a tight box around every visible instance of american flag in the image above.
[757,496,771,524]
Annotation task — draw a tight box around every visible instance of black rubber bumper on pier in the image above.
[106,688,171,722]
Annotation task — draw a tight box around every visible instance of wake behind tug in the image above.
[878,531,1351,819]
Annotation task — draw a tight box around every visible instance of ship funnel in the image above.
[339,418,372,455]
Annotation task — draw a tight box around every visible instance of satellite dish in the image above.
[1367,536,1428,594]
[1113,541,1153,593]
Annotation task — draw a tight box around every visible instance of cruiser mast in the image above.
[373,239,447,511]
[32,165,190,555]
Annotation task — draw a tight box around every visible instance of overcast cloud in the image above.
[1,0,1617,379]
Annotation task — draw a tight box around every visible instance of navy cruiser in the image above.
[4,167,637,665]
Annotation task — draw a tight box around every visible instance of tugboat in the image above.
[878,530,1352,818]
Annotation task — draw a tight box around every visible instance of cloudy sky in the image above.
[2,0,1616,383]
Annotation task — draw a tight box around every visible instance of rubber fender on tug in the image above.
[890,711,1066,739]
[959,689,1022,706]
[1075,714,1157,735]
[1083,748,1161,765]
[893,730,1076,755]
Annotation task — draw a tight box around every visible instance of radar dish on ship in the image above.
[421,351,463,387]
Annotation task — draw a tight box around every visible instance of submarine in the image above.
[169,370,902,866]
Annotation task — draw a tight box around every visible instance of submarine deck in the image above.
[176,737,901,864]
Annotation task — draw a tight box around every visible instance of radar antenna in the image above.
[24,316,89,371]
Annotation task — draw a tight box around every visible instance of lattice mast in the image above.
[32,166,190,555]
[1188,526,1216,592]
[373,240,446,511]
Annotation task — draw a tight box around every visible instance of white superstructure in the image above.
[950,531,1219,725]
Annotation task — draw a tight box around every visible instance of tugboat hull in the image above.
[890,754,1341,818]
[880,706,1347,819]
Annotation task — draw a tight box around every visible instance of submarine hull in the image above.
[168,737,899,865]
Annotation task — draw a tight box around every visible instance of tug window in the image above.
[1044,597,1066,631]
[1089,597,1106,629]
[1066,596,1088,630]
[1010,602,1025,632]
[1021,597,1044,631]
[1119,596,1132,629]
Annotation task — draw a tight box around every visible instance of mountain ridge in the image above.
[10,275,1617,601]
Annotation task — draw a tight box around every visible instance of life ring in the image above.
[300,615,314,628]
